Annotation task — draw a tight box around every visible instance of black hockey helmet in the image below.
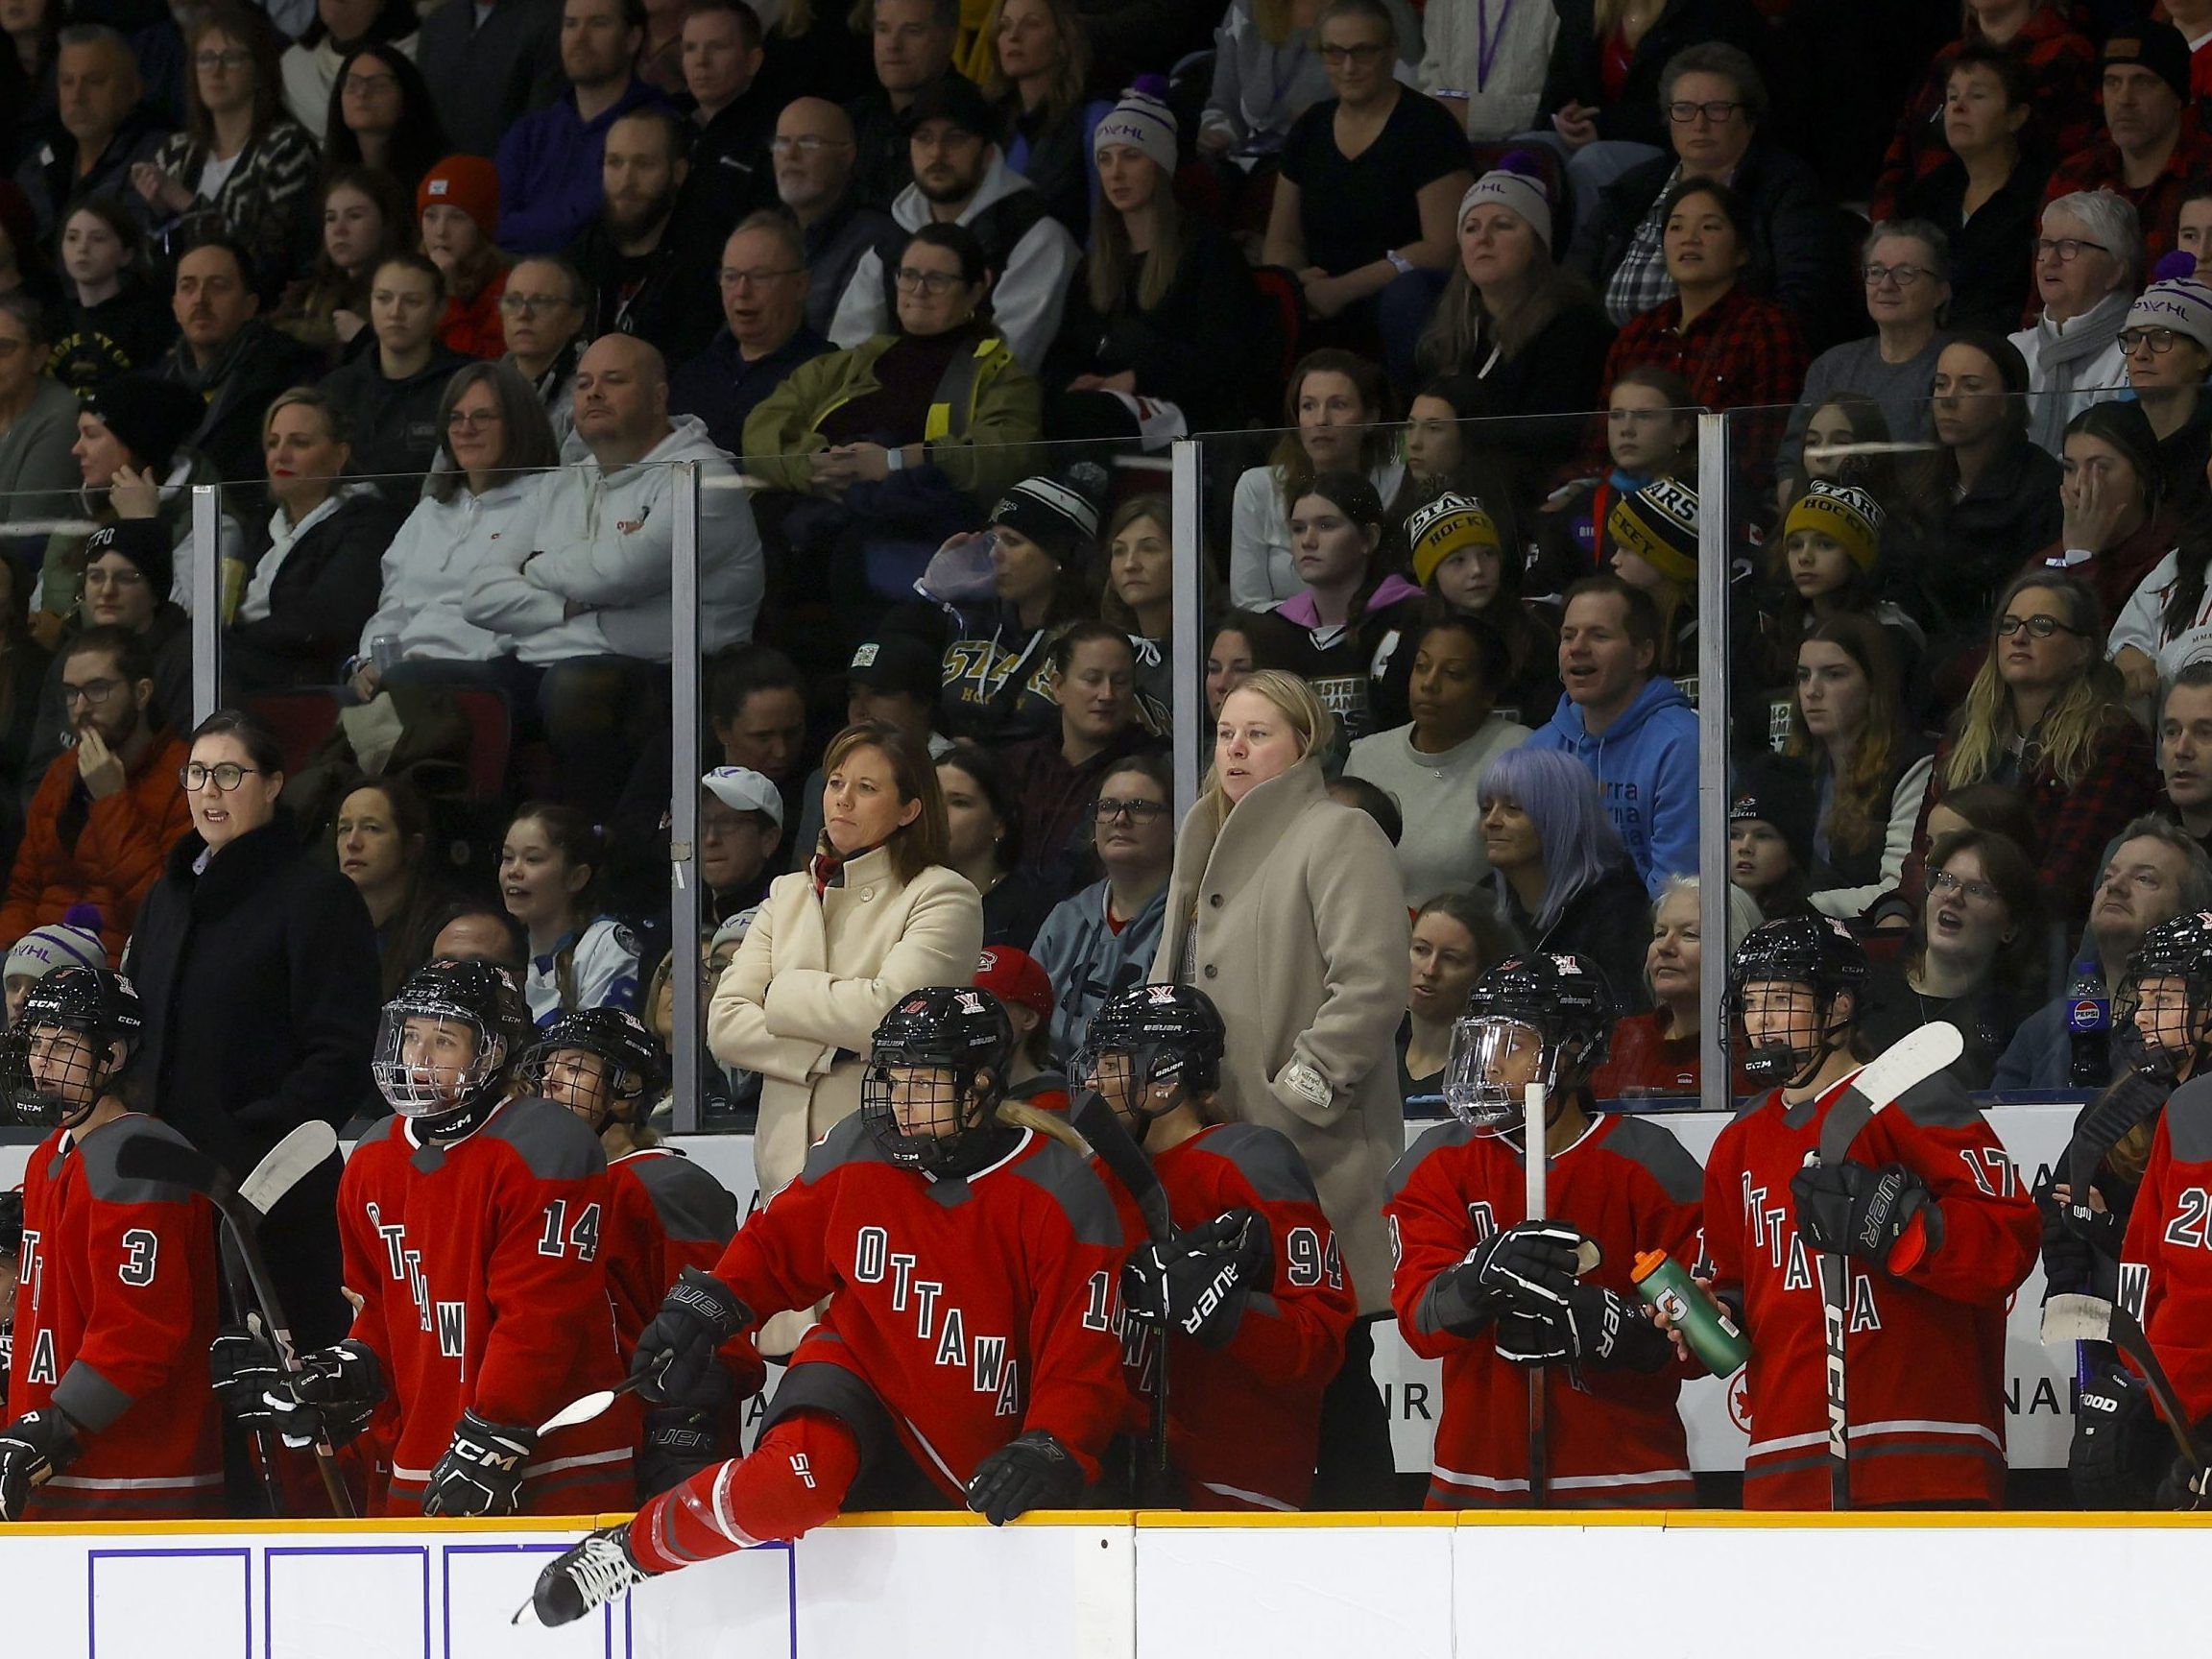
[1443,953,1614,1135]
[521,1006,668,1127]
[1725,915,1868,1085]
[2,967,143,1127]
[862,985,1016,1177]
[372,957,531,1127]
[2119,910,2212,1079]
[1072,982,1226,1141]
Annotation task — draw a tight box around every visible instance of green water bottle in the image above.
[1632,1249,1749,1377]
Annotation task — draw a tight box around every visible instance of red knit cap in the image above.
[417,155,500,236]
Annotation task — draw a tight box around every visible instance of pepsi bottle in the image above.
[2066,959,2111,1089]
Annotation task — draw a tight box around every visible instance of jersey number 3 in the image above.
[538,1200,603,1262]
[118,1228,157,1286]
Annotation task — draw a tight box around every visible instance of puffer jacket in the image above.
[0,728,193,957]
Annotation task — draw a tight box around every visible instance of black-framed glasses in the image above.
[1094,797,1168,825]
[180,761,264,791]
[892,266,962,295]
[719,266,802,289]
[1928,870,2002,905]
[1668,99,1745,124]
[2032,236,2108,262]
[445,409,502,431]
[2120,326,2184,354]
[1994,613,2088,640]
[1863,263,1932,287]
[1318,42,1389,65]
[60,679,125,708]
[341,71,397,93]
[194,48,252,70]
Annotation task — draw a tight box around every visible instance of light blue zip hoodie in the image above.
[1522,676,1699,899]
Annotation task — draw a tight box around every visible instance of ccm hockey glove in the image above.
[965,1431,1083,1526]
[267,1339,383,1450]
[1120,1211,1271,1349]
[632,1267,753,1407]
[0,1408,81,1522]
[1791,1159,1934,1272]
[422,1410,537,1517]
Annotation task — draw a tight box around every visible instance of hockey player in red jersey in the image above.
[521,1007,760,1495]
[1698,916,2036,1509]
[1073,982,1353,1511]
[0,968,222,1521]
[526,985,1127,1628]
[1385,953,1702,1509]
[268,959,637,1517]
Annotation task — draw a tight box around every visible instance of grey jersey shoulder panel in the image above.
[1200,1121,1324,1208]
[481,1096,609,1180]
[627,1151,740,1245]
[1383,1118,1476,1203]
[1893,1071,1982,1133]
[1598,1114,1706,1205]
[1005,1137,1125,1249]
[798,1113,889,1186]
[76,1117,201,1207]
[2164,1072,2212,1163]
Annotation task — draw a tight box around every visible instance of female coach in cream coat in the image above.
[1152,668,1411,1503]
[709,720,985,1205]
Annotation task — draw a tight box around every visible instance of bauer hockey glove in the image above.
[965,1431,1084,1526]
[632,1267,753,1407]
[0,1408,81,1522]
[1791,1159,1934,1272]
[1493,1282,1670,1373]
[1119,1210,1271,1349]
[422,1410,536,1518]
[267,1338,384,1450]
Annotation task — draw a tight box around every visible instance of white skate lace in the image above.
[564,1533,646,1611]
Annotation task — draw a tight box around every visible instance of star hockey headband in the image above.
[1605,477,1700,585]
[1407,492,1502,588]
[1782,480,1885,573]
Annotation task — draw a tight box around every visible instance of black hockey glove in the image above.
[1119,1210,1271,1349]
[2056,1183,2126,1259]
[638,1404,731,1498]
[1494,1282,1671,1373]
[2069,1362,2166,1509]
[210,1326,281,1428]
[267,1339,384,1450]
[422,1410,536,1518]
[2032,1170,2095,1296]
[0,1408,81,1523]
[2155,1419,2212,1511]
[965,1431,1084,1526]
[631,1267,753,1407]
[1791,1159,1934,1271]
[1427,1221,1590,1336]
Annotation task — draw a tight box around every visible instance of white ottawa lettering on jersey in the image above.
[17,1229,40,1316]
[405,1248,431,1334]
[849,1228,1023,1409]
[437,1301,468,1358]
[369,1202,408,1281]
[25,1327,58,1387]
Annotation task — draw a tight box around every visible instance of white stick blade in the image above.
[2041,1292,2115,1346]
[237,1121,340,1215]
[1850,1022,1964,1113]
[537,1388,616,1436]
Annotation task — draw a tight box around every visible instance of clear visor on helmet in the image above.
[373,1008,497,1119]
[1441,1016,1547,1134]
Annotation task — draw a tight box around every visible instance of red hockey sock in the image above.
[628,1411,860,1573]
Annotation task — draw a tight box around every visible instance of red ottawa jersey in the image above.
[1384,1112,1704,1508]
[340,1097,638,1515]
[2120,1074,2212,1422]
[8,1114,221,1520]
[1097,1121,1356,1512]
[1705,1069,2036,1509]
[603,1146,765,1399]
[708,1115,1127,1500]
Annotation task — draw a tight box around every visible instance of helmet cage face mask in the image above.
[861,1058,998,1175]
[1442,1015,1577,1135]
[1071,1040,1186,1141]
[12,1021,119,1129]
[1734,981,1845,1087]
[2116,971,2209,1081]
[373,1008,503,1120]
[523,1046,637,1128]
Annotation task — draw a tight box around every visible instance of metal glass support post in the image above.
[669,461,704,1134]
[1169,438,1204,819]
[1696,413,1733,1113]
[191,484,220,724]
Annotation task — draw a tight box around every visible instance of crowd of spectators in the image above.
[9,0,2212,1130]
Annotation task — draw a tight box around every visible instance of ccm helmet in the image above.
[3,967,142,1128]
[372,958,531,1131]
[1725,915,1868,1086]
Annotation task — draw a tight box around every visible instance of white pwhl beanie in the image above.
[2128,275,2212,354]
[1092,84,1178,177]
[1457,157,1555,253]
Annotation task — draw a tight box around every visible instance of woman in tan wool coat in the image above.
[709,719,985,1206]
[1152,668,1411,1504]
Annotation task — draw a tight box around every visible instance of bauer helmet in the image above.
[1725,914,1868,1086]
[2,967,142,1128]
[2118,910,2212,1081]
[1071,982,1226,1142]
[862,985,1016,1177]
[372,958,530,1129]
[520,1006,667,1129]
[1443,954,1614,1135]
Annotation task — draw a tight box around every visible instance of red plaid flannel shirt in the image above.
[1870,9,2098,222]
[2041,123,2212,273]
[1592,286,1807,474]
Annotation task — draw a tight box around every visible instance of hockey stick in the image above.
[1808,1021,1965,1512]
[111,1131,355,1517]
[2056,1080,2167,1388]
[1070,1088,1173,1495]
[536,1373,645,1437]
[1523,1083,1550,1508]
[220,1123,343,1516]
[2041,1292,2210,1480]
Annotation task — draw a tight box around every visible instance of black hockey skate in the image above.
[521,1526,650,1626]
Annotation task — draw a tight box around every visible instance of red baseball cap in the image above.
[974,947,1053,1020]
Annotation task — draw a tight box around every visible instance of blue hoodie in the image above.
[1522,676,1699,899]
